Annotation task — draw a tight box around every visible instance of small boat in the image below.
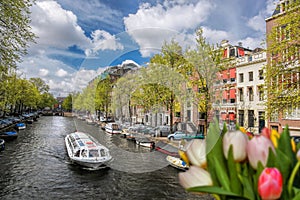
[135,138,155,149]
[0,129,18,140]
[105,123,122,134]
[0,139,5,151]
[166,155,189,171]
[65,131,113,169]
[15,122,26,130]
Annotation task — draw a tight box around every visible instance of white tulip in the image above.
[223,130,248,162]
[186,139,206,168]
[179,166,213,189]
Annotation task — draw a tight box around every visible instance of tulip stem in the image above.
[287,161,300,197]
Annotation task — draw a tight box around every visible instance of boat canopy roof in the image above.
[68,132,106,151]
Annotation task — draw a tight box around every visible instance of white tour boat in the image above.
[105,123,122,134]
[65,131,113,169]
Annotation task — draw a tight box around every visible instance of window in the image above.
[239,73,244,83]
[239,88,244,102]
[238,110,244,127]
[249,71,253,81]
[248,87,254,101]
[259,70,264,80]
[248,110,255,127]
[258,86,264,101]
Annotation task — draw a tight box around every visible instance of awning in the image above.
[229,113,235,121]
[229,89,236,99]
[229,68,236,78]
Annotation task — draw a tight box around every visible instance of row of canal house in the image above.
[212,40,267,134]
[135,41,267,134]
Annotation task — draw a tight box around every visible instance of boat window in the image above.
[100,149,106,157]
[81,149,87,157]
[75,150,80,157]
[112,124,119,130]
[89,149,99,157]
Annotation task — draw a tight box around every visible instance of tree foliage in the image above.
[0,0,36,71]
[185,28,223,134]
[265,0,300,118]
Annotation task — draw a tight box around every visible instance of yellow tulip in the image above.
[270,129,280,148]
[291,139,296,152]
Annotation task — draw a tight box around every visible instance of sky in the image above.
[17,0,277,97]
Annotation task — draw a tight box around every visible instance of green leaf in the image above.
[206,118,227,188]
[227,145,242,194]
[213,156,231,192]
[187,186,249,199]
[238,174,255,200]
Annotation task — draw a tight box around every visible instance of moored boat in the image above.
[105,123,122,134]
[166,155,189,171]
[65,131,113,169]
[15,122,26,130]
[0,139,5,151]
[0,129,18,140]
[135,138,155,149]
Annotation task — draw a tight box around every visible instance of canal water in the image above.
[0,116,213,200]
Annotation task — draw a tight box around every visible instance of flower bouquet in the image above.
[178,118,300,200]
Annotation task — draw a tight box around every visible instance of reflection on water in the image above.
[0,116,212,199]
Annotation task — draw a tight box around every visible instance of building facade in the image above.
[265,0,300,135]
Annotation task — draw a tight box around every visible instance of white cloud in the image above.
[39,68,49,77]
[247,13,266,33]
[123,0,215,57]
[247,0,276,33]
[85,30,124,57]
[56,69,68,77]
[202,27,231,45]
[30,1,91,50]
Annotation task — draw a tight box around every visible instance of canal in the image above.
[0,116,213,199]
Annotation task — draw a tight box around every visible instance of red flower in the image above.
[258,168,283,200]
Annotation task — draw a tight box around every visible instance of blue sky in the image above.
[18,0,276,97]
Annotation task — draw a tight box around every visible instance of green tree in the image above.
[185,28,223,134]
[265,0,300,119]
[146,40,189,133]
[95,76,112,120]
[0,0,36,71]
[29,77,50,94]
[62,94,73,112]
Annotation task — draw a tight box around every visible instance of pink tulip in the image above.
[223,130,248,162]
[297,149,300,162]
[261,127,271,139]
[179,166,213,189]
[258,168,283,200]
[247,135,275,169]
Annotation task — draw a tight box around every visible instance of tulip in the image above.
[247,135,275,169]
[261,127,271,138]
[186,139,206,168]
[270,129,280,148]
[179,166,213,189]
[297,149,300,162]
[291,139,296,152]
[223,130,248,162]
[258,168,283,200]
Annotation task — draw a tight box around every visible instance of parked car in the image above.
[167,131,187,140]
[168,131,205,141]
[150,125,170,137]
